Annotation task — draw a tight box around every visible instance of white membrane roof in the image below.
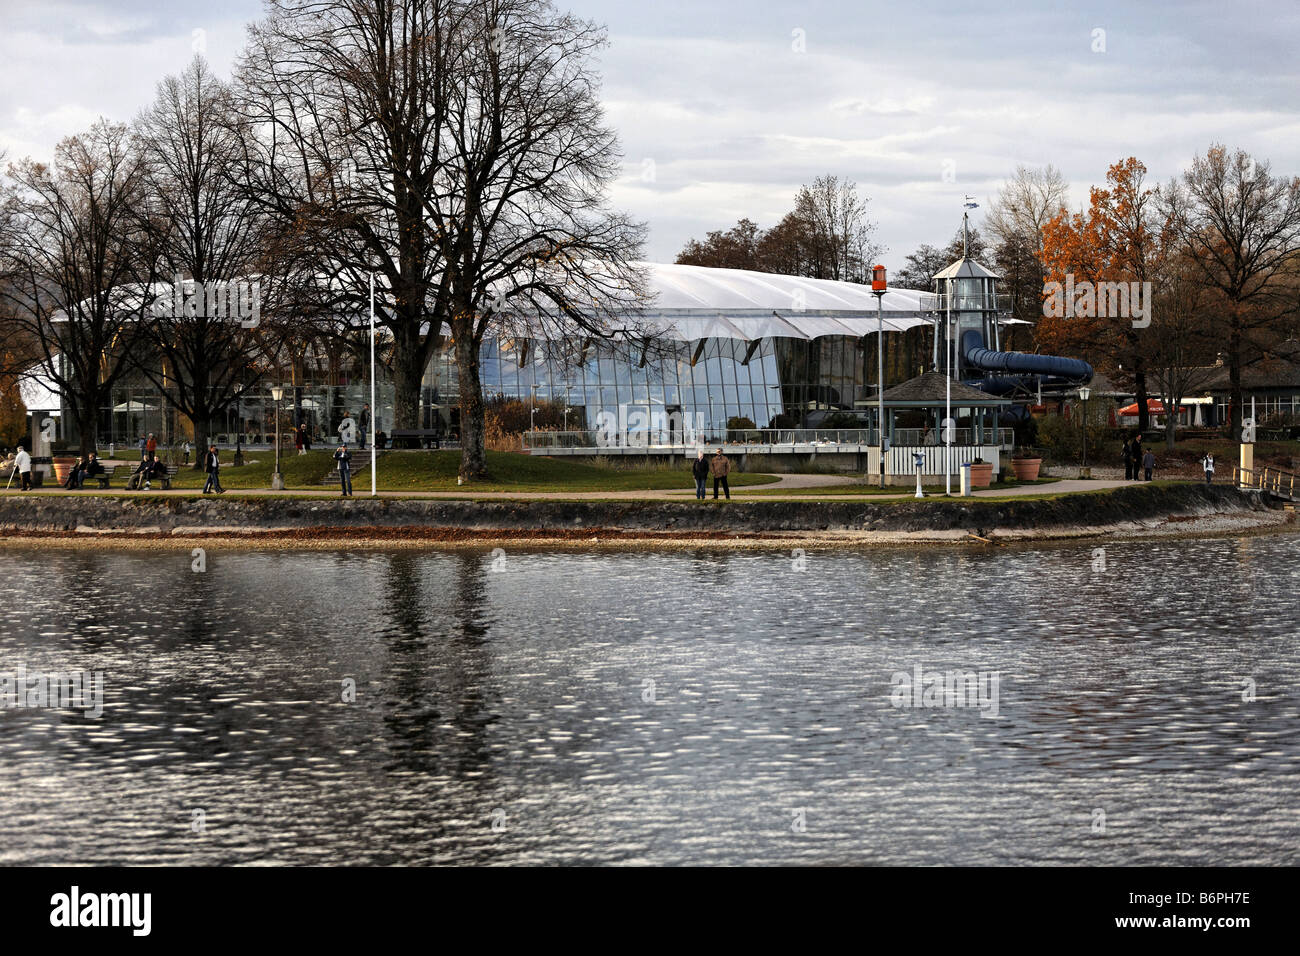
[632,262,930,341]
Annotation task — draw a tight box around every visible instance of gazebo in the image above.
[874,371,1012,483]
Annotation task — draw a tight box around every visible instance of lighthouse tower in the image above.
[926,206,1005,380]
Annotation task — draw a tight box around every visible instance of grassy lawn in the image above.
[165,449,780,493]
[166,450,335,490]
[1082,437,1298,471]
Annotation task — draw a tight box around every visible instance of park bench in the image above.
[126,462,174,491]
[94,465,118,489]
[389,428,446,449]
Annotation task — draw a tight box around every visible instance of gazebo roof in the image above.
[932,257,1000,281]
[879,370,1009,406]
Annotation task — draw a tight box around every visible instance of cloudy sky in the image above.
[2,0,1297,269]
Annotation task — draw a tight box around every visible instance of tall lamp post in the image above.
[871,264,888,487]
[1078,385,1091,474]
[369,271,378,497]
[530,382,540,443]
[270,385,284,490]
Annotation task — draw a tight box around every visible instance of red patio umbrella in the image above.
[1118,399,1175,416]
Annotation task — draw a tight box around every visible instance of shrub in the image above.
[820,411,864,430]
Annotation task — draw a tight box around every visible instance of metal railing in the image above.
[1234,465,1298,499]
[919,292,1013,313]
[524,427,1015,450]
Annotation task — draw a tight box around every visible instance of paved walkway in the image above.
[1,473,1141,501]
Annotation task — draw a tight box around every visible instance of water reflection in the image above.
[0,534,1297,865]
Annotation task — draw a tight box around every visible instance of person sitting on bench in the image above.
[79,452,104,489]
[63,456,87,490]
[130,454,167,490]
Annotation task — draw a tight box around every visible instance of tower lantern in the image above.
[871,264,887,291]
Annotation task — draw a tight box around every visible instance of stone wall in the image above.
[0,484,1274,535]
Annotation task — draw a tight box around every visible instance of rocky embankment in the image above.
[0,483,1287,545]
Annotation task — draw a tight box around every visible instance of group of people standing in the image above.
[1122,434,1216,485]
[1121,435,1157,482]
[692,449,732,500]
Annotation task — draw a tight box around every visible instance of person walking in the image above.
[1121,438,1133,481]
[1202,452,1215,486]
[359,403,371,451]
[691,449,709,500]
[14,444,32,491]
[337,411,357,446]
[710,447,731,500]
[1131,434,1143,481]
[145,433,157,458]
[138,434,147,460]
[202,444,224,494]
[334,443,353,497]
[182,440,191,466]
[1142,448,1155,482]
[294,424,305,456]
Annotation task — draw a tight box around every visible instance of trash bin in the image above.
[960,462,972,497]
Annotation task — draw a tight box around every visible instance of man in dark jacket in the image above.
[1131,434,1143,481]
[1121,438,1133,481]
[202,444,224,494]
[334,444,353,497]
[83,452,104,486]
[710,448,731,500]
[691,450,709,499]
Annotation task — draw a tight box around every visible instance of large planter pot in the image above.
[1011,457,1042,481]
[969,462,994,488]
[52,456,76,485]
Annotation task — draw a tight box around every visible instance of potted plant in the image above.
[1010,449,1042,481]
[52,454,78,486]
[968,456,994,488]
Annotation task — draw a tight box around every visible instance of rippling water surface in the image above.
[0,534,1297,865]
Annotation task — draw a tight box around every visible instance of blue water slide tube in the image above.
[961,330,1093,384]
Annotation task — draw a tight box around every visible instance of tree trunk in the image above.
[1228,325,1243,438]
[454,330,487,480]
[77,404,98,457]
[391,327,425,445]
[192,416,209,469]
[1135,366,1150,434]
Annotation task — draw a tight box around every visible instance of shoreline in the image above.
[0,509,1291,551]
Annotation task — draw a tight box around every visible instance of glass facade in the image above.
[67,332,897,448]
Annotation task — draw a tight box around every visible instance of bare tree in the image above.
[135,57,281,466]
[1147,254,1218,449]
[676,175,883,284]
[985,164,1069,252]
[0,121,157,455]
[414,0,646,479]
[1161,145,1300,435]
[231,0,469,443]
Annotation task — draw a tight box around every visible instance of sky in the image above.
[2,0,1298,271]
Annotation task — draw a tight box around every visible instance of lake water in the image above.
[0,534,1297,865]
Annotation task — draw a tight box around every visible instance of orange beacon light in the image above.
[871,264,887,291]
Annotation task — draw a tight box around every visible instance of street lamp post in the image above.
[530,383,539,446]
[369,271,377,497]
[871,264,888,487]
[270,385,284,490]
[1078,385,1092,474]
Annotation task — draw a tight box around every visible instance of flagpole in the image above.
[370,271,377,497]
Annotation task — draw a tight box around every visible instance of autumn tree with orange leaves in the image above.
[1038,157,1160,432]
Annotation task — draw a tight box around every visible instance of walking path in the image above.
[2,472,1141,501]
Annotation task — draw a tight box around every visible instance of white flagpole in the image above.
[945,276,952,496]
[370,271,377,497]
